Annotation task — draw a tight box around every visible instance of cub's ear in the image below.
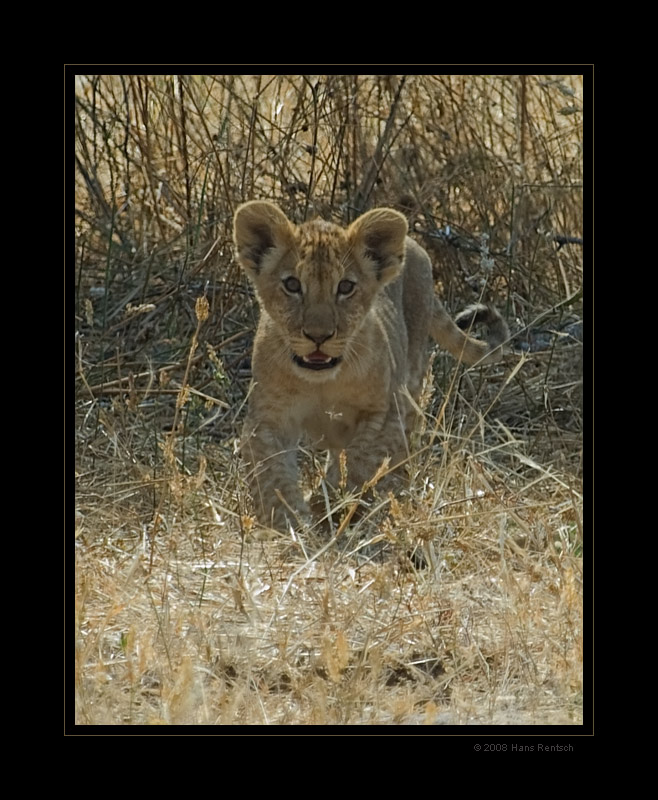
[348,208,408,285]
[233,201,294,279]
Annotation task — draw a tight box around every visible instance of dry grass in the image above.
[73,73,584,727]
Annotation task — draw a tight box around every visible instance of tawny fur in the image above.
[233,201,509,529]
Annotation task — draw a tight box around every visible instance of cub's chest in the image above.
[295,387,390,451]
[300,402,360,450]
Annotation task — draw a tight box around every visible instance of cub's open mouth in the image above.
[293,351,342,371]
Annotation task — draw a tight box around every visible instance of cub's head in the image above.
[233,201,408,380]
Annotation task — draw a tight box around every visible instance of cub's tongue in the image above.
[305,350,332,363]
[294,350,340,371]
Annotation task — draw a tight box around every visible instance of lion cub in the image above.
[233,201,508,530]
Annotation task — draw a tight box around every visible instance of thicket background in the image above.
[74,73,584,727]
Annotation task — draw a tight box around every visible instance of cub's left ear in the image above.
[348,208,408,285]
[233,201,295,280]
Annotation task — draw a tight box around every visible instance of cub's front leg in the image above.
[241,412,309,530]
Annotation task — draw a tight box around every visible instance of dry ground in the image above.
[73,73,584,728]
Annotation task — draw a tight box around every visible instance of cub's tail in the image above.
[430,300,509,366]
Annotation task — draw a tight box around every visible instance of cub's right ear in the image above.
[233,201,294,279]
[347,207,408,286]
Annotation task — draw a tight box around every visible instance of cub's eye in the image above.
[283,276,302,294]
[337,279,355,296]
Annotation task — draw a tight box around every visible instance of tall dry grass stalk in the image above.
[74,73,583,727]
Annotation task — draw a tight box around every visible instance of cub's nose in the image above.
[302,329,336,346]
